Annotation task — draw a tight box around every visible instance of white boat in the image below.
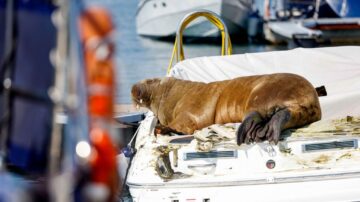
[136,0,252,38]
[125,11,360,202]
[126,46,360,202]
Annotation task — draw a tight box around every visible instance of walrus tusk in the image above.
[131,73,321,145]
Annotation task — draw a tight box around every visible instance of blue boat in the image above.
[318,0,360,18]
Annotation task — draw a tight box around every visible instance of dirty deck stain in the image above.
[313,154,330,164]
[336,153,352,161]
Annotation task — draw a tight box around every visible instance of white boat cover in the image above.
[169,46,360,120]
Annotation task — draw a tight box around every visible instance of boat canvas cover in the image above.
[169,46,360,120]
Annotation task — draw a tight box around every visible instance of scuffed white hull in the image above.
[127,114,360,202]
[129,175,360,202]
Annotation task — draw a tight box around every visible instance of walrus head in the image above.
[131,78,161,108]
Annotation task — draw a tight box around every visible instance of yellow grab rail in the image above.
[167,9,233,75]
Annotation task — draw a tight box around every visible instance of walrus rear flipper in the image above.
[237,108,291,145]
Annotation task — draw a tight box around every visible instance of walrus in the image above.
[131,73,321,145]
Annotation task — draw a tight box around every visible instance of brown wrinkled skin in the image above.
[131,73,321,135]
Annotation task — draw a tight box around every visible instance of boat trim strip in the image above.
[127,171,360,188]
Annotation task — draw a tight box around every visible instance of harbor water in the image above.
[88,0,287,104]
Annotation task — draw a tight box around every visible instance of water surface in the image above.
[87,0,287,104]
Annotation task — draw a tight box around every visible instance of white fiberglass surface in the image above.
[127,47,360,201]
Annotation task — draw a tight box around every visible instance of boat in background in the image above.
[135,0,252,41]
[263,0,360,47]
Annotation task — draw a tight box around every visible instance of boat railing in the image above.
[135,0,152,16]
[167,9,233,74]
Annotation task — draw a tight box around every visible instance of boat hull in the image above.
[136,0,251,39]
[129,176,360,202]
[265,18,360,46]
[126,114,360,202]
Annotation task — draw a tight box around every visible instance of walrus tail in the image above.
[315,85,327,97]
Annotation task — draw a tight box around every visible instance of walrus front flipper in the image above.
[236,111,264,145]
[236,108,291,145]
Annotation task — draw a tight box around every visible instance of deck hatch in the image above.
[303,139,358,152]
[184,150,237,160]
